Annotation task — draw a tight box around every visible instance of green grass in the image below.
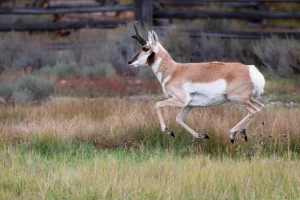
[0,138,299,200]
[0,95,299,199]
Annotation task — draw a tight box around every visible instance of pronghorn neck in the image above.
[148,43,176,84]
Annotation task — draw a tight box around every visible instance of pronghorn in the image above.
[128,22,265,143]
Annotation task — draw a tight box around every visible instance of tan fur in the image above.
[148,44,254,102]
[129,33,264,141]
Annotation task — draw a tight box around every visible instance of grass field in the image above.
[0,93,299,199]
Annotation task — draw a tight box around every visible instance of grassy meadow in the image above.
[0,77,300,199]
[0,13,300,199]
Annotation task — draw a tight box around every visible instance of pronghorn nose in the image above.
[128,61,132,64]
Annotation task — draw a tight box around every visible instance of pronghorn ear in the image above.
[152,31,158,46]
[148,31,153,43]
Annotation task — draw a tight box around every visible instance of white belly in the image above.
[183,79,228,107]
[189,92,227,106]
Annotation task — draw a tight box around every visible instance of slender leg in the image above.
[239,99,264,141]
[176,106,209,139]
[155,98,184,136]
[229,100,260,143]
[250,98,264,111]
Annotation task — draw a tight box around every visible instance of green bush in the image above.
[53,62,80,78]
[138,67,156,79]
[38,66,53,76]
[0,81,15,104]
[82,63,116,77]
[0,75,55,105]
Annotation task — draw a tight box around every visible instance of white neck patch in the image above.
[152,57,162,74]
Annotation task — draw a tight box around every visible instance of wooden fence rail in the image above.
[0,0,299,40]
[0,5,133,14]
[0,20,126,31]
[185,30,300,39]
[154,10,300,20]
[157,0,300,2]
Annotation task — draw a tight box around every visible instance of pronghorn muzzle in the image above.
[131,21,147,46]
[128,50,140,65]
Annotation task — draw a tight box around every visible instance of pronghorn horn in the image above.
[131,21,147,46]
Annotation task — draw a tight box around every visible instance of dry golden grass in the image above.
[0,96,299,199]
[0,96,299,154]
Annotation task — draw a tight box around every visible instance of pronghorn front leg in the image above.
[155,98,184,137]
[176,107,210,139]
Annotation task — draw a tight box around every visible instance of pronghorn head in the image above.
[128,21,159,67]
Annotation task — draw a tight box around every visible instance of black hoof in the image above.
[203,133,210,139]
[197,133,210,139]
[165,128,175,137]
[230,131,237,144]
[170,130,175,137]
[241,129,248,142]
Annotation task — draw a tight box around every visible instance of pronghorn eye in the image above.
[142,47,149,52]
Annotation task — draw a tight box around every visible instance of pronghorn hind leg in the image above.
[250,98,264,111]
[240,129,247,142]
[229,100,260,143]
[240,99,264,140]
[155,98,184,137]
[176,106,210,139]
[239,99,264,141]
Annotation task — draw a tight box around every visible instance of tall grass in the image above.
[0,141,299,199]
[0,97,299,155]
[0,97,299,199]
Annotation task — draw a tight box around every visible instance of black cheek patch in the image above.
[146,52,156,66]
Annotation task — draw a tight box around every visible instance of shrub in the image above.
[163,29,192,63]
[53,62,80,78]
[0,34,57,70]
[14,45,57,70]
[1,40,56,70]
[138,66,156,79]
[108,26,141,75]
[82,63,116,78]
[17,75,55,103]
[0,74,55,105]
[162,29,251,63]
[252,37,300,76]
[0,81,15,104]
[13,88,31,105]
[39,66,54,76]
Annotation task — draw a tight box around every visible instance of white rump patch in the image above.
[248,65,265,97]
[183,79,228,106]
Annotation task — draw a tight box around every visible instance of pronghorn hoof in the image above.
[241,129,248,142]
[203,133,210,139]
[164,128,175,137]
[197,133,210,139]
[230,131,237,144]
[170,130,175,137]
